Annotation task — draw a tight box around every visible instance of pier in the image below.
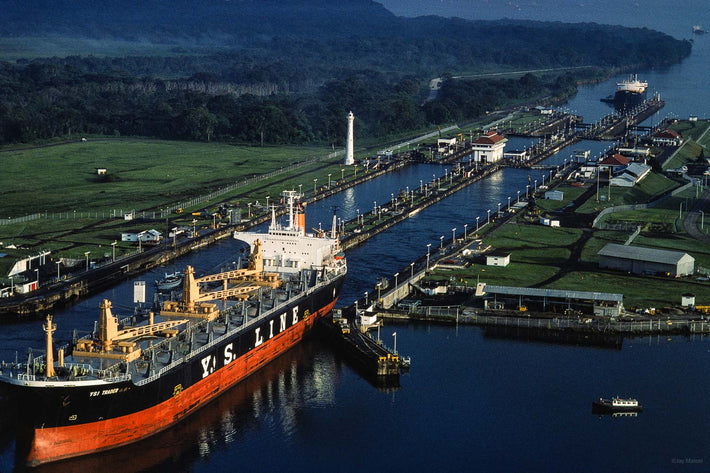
[318,310,407,387]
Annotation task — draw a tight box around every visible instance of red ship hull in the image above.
[24,297,337,466]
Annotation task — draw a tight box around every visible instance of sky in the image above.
[377,0,706,38]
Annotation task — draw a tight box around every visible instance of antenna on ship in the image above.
[331,206,338,239]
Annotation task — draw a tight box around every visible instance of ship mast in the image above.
[43,314,56,378]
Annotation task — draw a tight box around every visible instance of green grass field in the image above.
[0,139,330,218]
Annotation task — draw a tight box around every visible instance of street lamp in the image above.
[341,168,345,181]
[111,241,117,262]
[393,332,397,354]
[35,268,39,287]
[410,262,415,279]
[507,196,511,211]
[420,180,423,193]
[313,178,318,194]
[440,235,444,250]
[426,243,432,270]
[266,195,270,210]
[56,261,61,280]
[464,224,468,240]
[700,210,705,231]
[487,209,491,225]
[394,272,399,304]
[364,291,369,305]
[84,251,90,271]
[497,202,501,216]
[248,202,252,218]
[328,173,332,189]
[377,282,382,306]
[452,227,456,243]
[476,216,480,232]
[517,190,521,203]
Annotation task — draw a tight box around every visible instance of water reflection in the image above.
[23,340,340,473]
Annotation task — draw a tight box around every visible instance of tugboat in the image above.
[0,190,346,466]
[154,271,184,291]
[592,396,643,414]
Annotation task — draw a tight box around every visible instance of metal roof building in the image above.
[598,243,694,277]
[480,284,623,316]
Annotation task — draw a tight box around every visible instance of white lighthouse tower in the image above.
[345,111,354,165]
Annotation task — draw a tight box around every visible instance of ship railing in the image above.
[135,274,344,387]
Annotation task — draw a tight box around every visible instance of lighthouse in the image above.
[345,111,354,165]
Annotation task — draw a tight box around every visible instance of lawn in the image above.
[0,140,333,218]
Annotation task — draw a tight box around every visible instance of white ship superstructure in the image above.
[616,75,647,94]
[234,190,345,274]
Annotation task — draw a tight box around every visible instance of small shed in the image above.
[486,251,511,267]
[681,293,695,307]
[545,190,564,201]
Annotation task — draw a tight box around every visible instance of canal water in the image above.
[3,6,710,472]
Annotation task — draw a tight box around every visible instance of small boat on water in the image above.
[592,396,643,414]
[155,271,184,291]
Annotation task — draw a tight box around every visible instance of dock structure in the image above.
[318,310,407,387]
[577,97,665,140]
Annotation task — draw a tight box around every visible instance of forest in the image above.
[0,0,693,146]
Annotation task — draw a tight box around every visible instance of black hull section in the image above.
[7,275,345,432]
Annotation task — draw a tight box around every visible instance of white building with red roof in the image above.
[652,129,683,147]
[471,131,507,163]
[599,153,630,173]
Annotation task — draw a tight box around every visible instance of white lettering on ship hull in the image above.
[255,305,299,348]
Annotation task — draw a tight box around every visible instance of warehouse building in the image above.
[598,243,694,277]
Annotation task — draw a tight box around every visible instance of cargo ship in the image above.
[600,74,648,110]
[0,190,346,467]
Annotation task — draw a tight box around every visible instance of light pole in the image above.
[487,209,491,225]
[507,196,511,211]
[440,235,444,250]
[534,179,538,192]
[476,216,480,232]
[111,241,117,262]
[464,224,468,240]
[35,268,39,287]
[341,168,345,182]
[410,262,415,279]
[328,173,332,189]
[393,332,397,354]
[298,184,302,194]
[377,282,382,306]
[313,178,318,194]
[700,210,705,231]
[266,195,270,210]
[364,291,368,306]
[452,227,456,243]
[84,251,90,271]
[517,190,521,203]
[426,243,431,270]
[394,272,399,304]
[248,202,252,218]
[526,184,530,199]
[420,179,423,193]
[56,261,61,280]
[497,202,501,216]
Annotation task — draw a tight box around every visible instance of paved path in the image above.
[683,186,710,243]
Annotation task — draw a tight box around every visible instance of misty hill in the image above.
[1,0,691,76]
[0,0,693,146]
[1,0,399,42]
